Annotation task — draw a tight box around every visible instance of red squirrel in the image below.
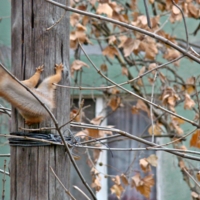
[0,63,64,125]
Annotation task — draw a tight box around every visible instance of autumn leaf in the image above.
[75,129,88,139]
[93,144,102,163]
[70,109,83,122]
[190,129,200,148]
[170,119,184,135]
[137,66,146,86]
[118,35,128,48]
[108,96,121,111]
[144,42,158,60]
[191,191,199,199]
[161,87,180,112]
[138,15,147,26]
[172,5,180,15]
[100,64,108,72]
[110,87,120,95]
[110,184,124,199]
[163,49,180,62]
[139,158,151,172]
[184,93,195,110]
[148,63,157,74]
[120,174,129,186]
[185,76,196,94]
[70,60,89,77]
[179,160,186,170]
[196,171,200,181]
[122,67,128,76]
[131,174,142,188]
[146,154,158,167]
[131,174,155,199]
[102,46,119,58]
[131,105,139,114]
[70,13,80,26]
[91,168,102,192]
[148,123,162,135]
[136,99,150,116]
[83,126,112,139]
[96,3,113,17]
[122,38,140,57]
[171,116,185,125]
[90,116,104,125]
[112,175,121,185]
[108,35,116,44]
[188,3,199,18]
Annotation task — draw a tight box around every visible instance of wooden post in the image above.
[10,1,70,199]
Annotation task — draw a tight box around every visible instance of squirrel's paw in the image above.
[55,63,64,71]
[36,65,44,73]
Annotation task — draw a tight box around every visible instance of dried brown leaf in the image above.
[148,123,162,135]
[70,13,80,26]
[110,184,124,199]
[184,93,195,110]
[122,67,128,76]
[112,175,121,185]
[102,46,119,58]
[100,64,108,72]
[120,174,129,186]
[131,174,155,199]
[139,158,151,172]
[131,105,139,114]
[190,129,200,148]
[71,60,89,77]
[123,38,140,57]
[146,154,158,167]
[96,3,113,17]
[93,144,102,163]
[108,96,121,111]
[196,171,200,181]
[90,116,104,125]
[136,99,150,116]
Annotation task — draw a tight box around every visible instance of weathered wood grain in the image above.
[10,0,70,199]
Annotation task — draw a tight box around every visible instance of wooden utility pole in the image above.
[10,1,70,199]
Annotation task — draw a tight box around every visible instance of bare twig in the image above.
[19,126,56,132]
[171,0,189,51]
[75,145,200,156]
[150,71,158,143]
[143,0,151,28]
[183,168,200,188]
[46,11,66,31]
[73,185,91,200]
[50,167,76,200]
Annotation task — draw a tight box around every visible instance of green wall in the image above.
[0,1,11,199]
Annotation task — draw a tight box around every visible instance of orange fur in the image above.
[0,63,64,125]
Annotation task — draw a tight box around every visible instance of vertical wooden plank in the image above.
[16,147,32,200]
[38,146,49,199]
[10,0,71,199]
[49,146,56,200]
[10,147,16,200]
[29,148,39,200]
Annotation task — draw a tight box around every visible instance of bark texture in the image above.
[10,1,70,199]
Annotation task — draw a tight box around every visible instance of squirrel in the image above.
[0,63,64,125]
